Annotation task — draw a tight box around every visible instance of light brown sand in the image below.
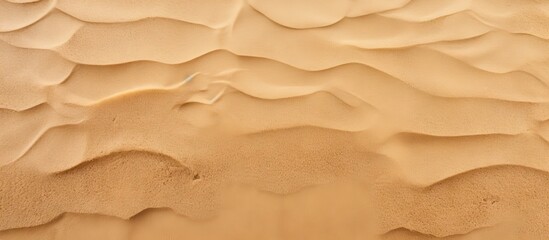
[1,0,549,239]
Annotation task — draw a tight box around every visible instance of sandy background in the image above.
[1,0,549,239]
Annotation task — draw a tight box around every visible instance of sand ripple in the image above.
[1,0,549,238]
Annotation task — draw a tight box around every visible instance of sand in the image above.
[1,0,549,239]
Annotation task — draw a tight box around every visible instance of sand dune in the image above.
[1,0,549,239]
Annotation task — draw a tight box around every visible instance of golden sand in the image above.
[1,0,549,239]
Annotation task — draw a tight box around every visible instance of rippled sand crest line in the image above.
[1,0,549,239]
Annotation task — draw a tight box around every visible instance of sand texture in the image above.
[1,0,549,239]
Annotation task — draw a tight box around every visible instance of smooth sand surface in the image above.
[1,0,549,239]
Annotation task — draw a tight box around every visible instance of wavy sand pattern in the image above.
[1,0,549,239]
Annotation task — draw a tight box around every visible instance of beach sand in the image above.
[1,0,549,239]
